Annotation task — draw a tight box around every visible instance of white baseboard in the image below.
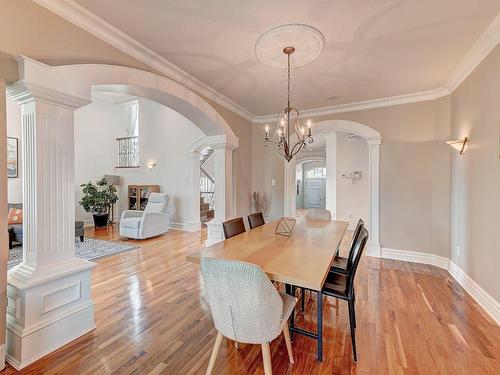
[0,344,5,371]
[170,221,201,232]
[376,247,500,325]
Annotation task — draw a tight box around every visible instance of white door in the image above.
[305,178,326,208]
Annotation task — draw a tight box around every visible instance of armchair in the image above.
[119,192,170,239]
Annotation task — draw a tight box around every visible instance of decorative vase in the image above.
[93,213,109,228]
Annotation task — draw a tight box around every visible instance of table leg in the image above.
[290,285,296,340]
[317,290,323,361]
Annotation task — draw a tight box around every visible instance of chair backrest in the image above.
[222,217,246,239]
[306,208,332,221]
[346,227,369,297]
[346,218,364,270]
[144,193,169,213]
[248,212,265,229]
[201,257,283,343]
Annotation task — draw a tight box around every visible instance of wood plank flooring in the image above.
[3,225,499,374]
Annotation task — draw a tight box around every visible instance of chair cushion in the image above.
[144,193,168,213]
[280,292,296,322]
[120,216,141,229]
[323,272,349,299]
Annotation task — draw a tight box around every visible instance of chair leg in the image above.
[301,288,305,314]
[206,332,224,375]
[348,301,358,362]
[261,342,273,375]
[80,235,84,242]
[282,321,295,364]
[352,289,356,328]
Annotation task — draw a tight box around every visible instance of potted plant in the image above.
[79,177,118,227]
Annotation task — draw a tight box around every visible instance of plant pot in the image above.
[93,213,109,228]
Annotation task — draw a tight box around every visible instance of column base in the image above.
[6,258,96,370]
[205,219,225,247]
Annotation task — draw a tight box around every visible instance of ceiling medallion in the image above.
[255,24,325,68]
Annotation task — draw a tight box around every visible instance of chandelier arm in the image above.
[290,139,305,156]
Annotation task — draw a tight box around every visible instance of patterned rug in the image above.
[8,237,139,269]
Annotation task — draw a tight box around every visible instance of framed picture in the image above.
[7,137,18,178]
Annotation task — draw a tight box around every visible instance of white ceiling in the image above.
[73,0,500,116]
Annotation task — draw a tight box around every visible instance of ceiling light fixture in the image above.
[264,46,313,162]
[446,137,468,155]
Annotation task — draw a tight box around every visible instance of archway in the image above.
[283,119,381,255]
[5,56,239,368]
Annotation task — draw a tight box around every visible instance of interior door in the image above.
[305,178,326,209]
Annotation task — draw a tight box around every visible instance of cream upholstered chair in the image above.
[306,208,332,220]
[119,192,170,239]
[201,257,296,375]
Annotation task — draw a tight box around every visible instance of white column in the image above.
[6,81,95,370]
[283,158,296,217]
[186,151,201,231]
[325,132,337,219]
[205,142,236,246]
[366,138,381,256]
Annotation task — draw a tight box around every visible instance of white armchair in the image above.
[119,192,170,239]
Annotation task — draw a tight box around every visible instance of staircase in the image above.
[200,149,215,225]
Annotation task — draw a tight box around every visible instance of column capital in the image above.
[7,80,91,109]
[366,136,382,145]
[211,141,238,151]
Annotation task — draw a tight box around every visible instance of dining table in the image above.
[186,215,349,361]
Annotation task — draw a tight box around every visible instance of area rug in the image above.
[8,237,139,270]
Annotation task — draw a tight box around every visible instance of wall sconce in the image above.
[145,161,156,170]
[446,137,468,155]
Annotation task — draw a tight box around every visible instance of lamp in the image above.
[446,137,468,155]
[145,161,156,170]
[104,175,120,224]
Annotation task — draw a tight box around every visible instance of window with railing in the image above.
[306,167,327,179]
[116,136,140,168]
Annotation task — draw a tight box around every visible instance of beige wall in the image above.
[450,44,500,301]
[252,99,452,257]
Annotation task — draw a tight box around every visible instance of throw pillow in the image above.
[8,208,23,225]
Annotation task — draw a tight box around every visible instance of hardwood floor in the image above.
[3,225,499,374]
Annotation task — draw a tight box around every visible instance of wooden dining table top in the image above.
[186,216,348,291]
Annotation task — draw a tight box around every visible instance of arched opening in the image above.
[4,56,240,368]
[284,119,381,255]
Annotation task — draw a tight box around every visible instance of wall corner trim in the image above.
[375,248,500,326]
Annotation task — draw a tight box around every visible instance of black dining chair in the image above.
[322,227,369,362]
[331,218,364,275]
[248,212,265,229]
[222,217,246,239]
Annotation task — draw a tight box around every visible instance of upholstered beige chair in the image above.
[119,192,169,239]
[306,208,332,220]
[201,257,296,375]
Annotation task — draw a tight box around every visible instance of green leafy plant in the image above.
[79,177,118,215]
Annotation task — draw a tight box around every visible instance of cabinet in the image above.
[127,185,160,210]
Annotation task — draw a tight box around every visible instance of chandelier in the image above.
[264,46,313,162]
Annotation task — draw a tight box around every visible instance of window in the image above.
[306,167,326,179]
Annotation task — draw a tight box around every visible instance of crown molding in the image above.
[252,87,450,124]
[445,13,500,93]
[32,0,255,122]
[33,0,499,123]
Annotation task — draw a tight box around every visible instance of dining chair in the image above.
[331,218,364,274]
[305,208,332,221]
[248,212,265,229]
[222,217,246,239]
[201,257,296,375]
[322,227,369,362]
